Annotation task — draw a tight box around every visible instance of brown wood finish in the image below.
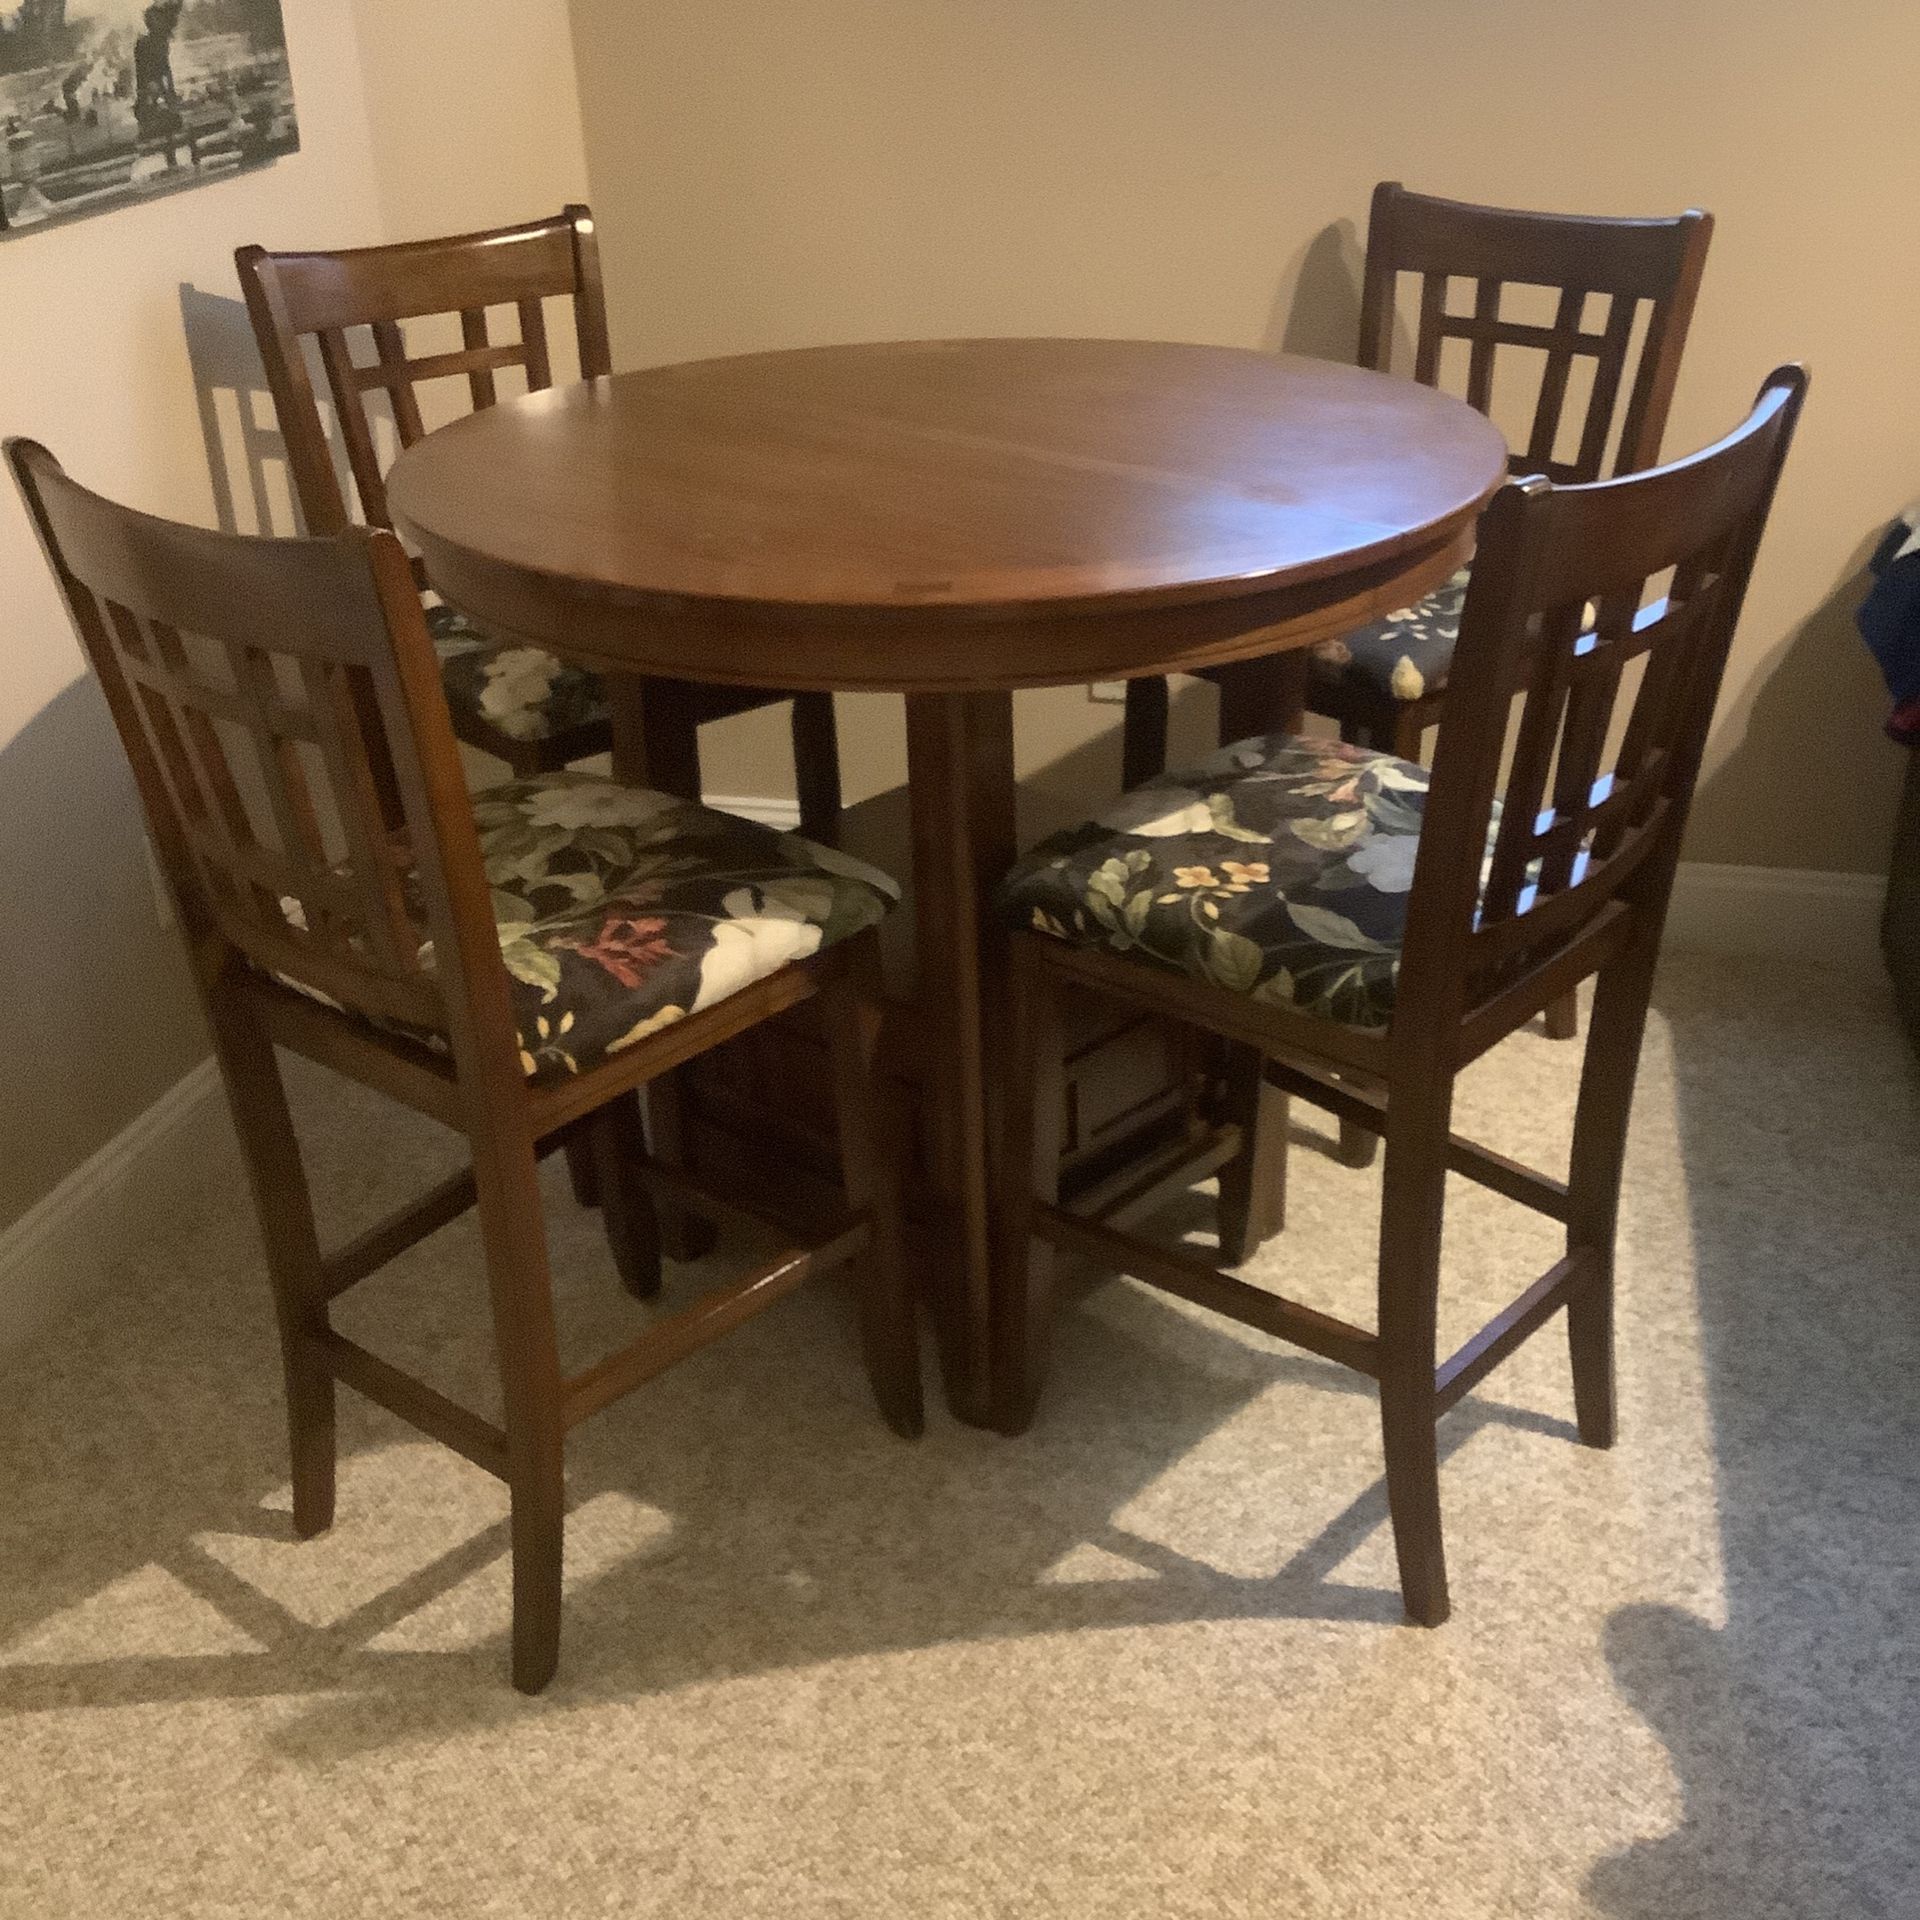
[904,690,1019,1411]
[1883,750,1920,1059]
[384,338,1505,1420]
[1127,182,1712,1091]
[1122,179,1713,855]
[388,340,1505,689]
[658,775,1239,1308]
[997,369,1807,1626]
[1338,180,1714,758]
[7,440,921,1694]
[233,207,842,826]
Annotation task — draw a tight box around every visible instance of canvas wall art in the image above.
[0,1,297,238]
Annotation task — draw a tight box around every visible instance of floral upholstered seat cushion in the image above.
[1309,568,1470,706]
[281,775,898,1082]
[998,735,1429,1031]
[476,776,897,1078]
[428,604,612,745]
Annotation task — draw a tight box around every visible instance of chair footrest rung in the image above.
[563,1220,869,1427]
[1072,1123,1244,1232]
[1033,1204,1378,1376]
[317,1329,509,1477]
[636,1159,853,1253]
[321,1136,572,1300]
[1443,1139,1570,1223]
[1434,1250,1597,1413]
[1261,1055,1570,1222]
[323,1167,480,1300]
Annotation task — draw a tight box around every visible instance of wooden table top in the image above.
[390,337,1506,691]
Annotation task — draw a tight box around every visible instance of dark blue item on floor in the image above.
[1857,506,1920,744]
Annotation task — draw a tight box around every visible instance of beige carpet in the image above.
[1,952,1914,1918]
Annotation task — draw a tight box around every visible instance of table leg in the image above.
[607,672,703,793]
[608,673,717,1260]
[904,690,1016,1429]
[1215,646,1311,744]
[1211,647,1309,1252]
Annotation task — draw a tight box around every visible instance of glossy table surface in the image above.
[390,338,1506,690]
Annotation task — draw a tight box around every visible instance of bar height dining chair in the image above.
[1122,183,1713,1058]
[234,205,844,836]
[997,367,1806,1627]
[9,440,921,1693]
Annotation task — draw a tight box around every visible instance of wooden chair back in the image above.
[7,439,520,1072]
[1397,367,1807,1026]
[1359,181,1713,484]
[236,206,611,538]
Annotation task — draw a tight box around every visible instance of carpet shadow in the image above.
[1587,961,1920,1918]
[0,1055,1572,1764]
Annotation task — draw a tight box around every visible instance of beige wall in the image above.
[568,0,1920,870]
[0,0,592,1235]
[347,0,590,239]
[0,3,387,1234]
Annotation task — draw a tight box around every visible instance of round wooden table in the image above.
[389,337,1507,1426]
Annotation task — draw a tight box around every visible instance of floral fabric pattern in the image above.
[1309,568,1470,706]
[999,735,1430,1031]
[475,776,897,1078]
[280,774,898,1082]
[428,604,611,745]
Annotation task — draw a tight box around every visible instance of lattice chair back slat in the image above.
[1393,367,1807,1008]
[236,207,611,537]
[5,439,527,1057]
[1359,182,1714,486]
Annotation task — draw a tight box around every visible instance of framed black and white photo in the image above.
[0,1,298,239]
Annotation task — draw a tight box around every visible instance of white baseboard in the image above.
[1664,862,1885,970]
[0,1058,229,1356]
[706,791,803,830]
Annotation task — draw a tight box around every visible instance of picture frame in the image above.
[0,1,298,239]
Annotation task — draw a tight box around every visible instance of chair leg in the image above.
[510,739,557,781]
[635,677,706,801]
[824,937,924,1438]
[1375,1078,1453,1627]
[588,1092,663,1300]
[791,692,843,845]
[1217,651,1310,745]
[1121,676,1171,789]
[208,999,336,1538]
[1542,992,1580,1041]
[993,942,1067,1434]
[641,1077,720,1261]
[1566,1252,1616,1451]
[506,1449,566,1697]
[470,1122,569,1694]
[1337,1117,1380,1169]
[563,1133,601,1208]
[1216,1044,1286,1263]
[1563,921,1665,1451]
[1388,701,1429,763]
